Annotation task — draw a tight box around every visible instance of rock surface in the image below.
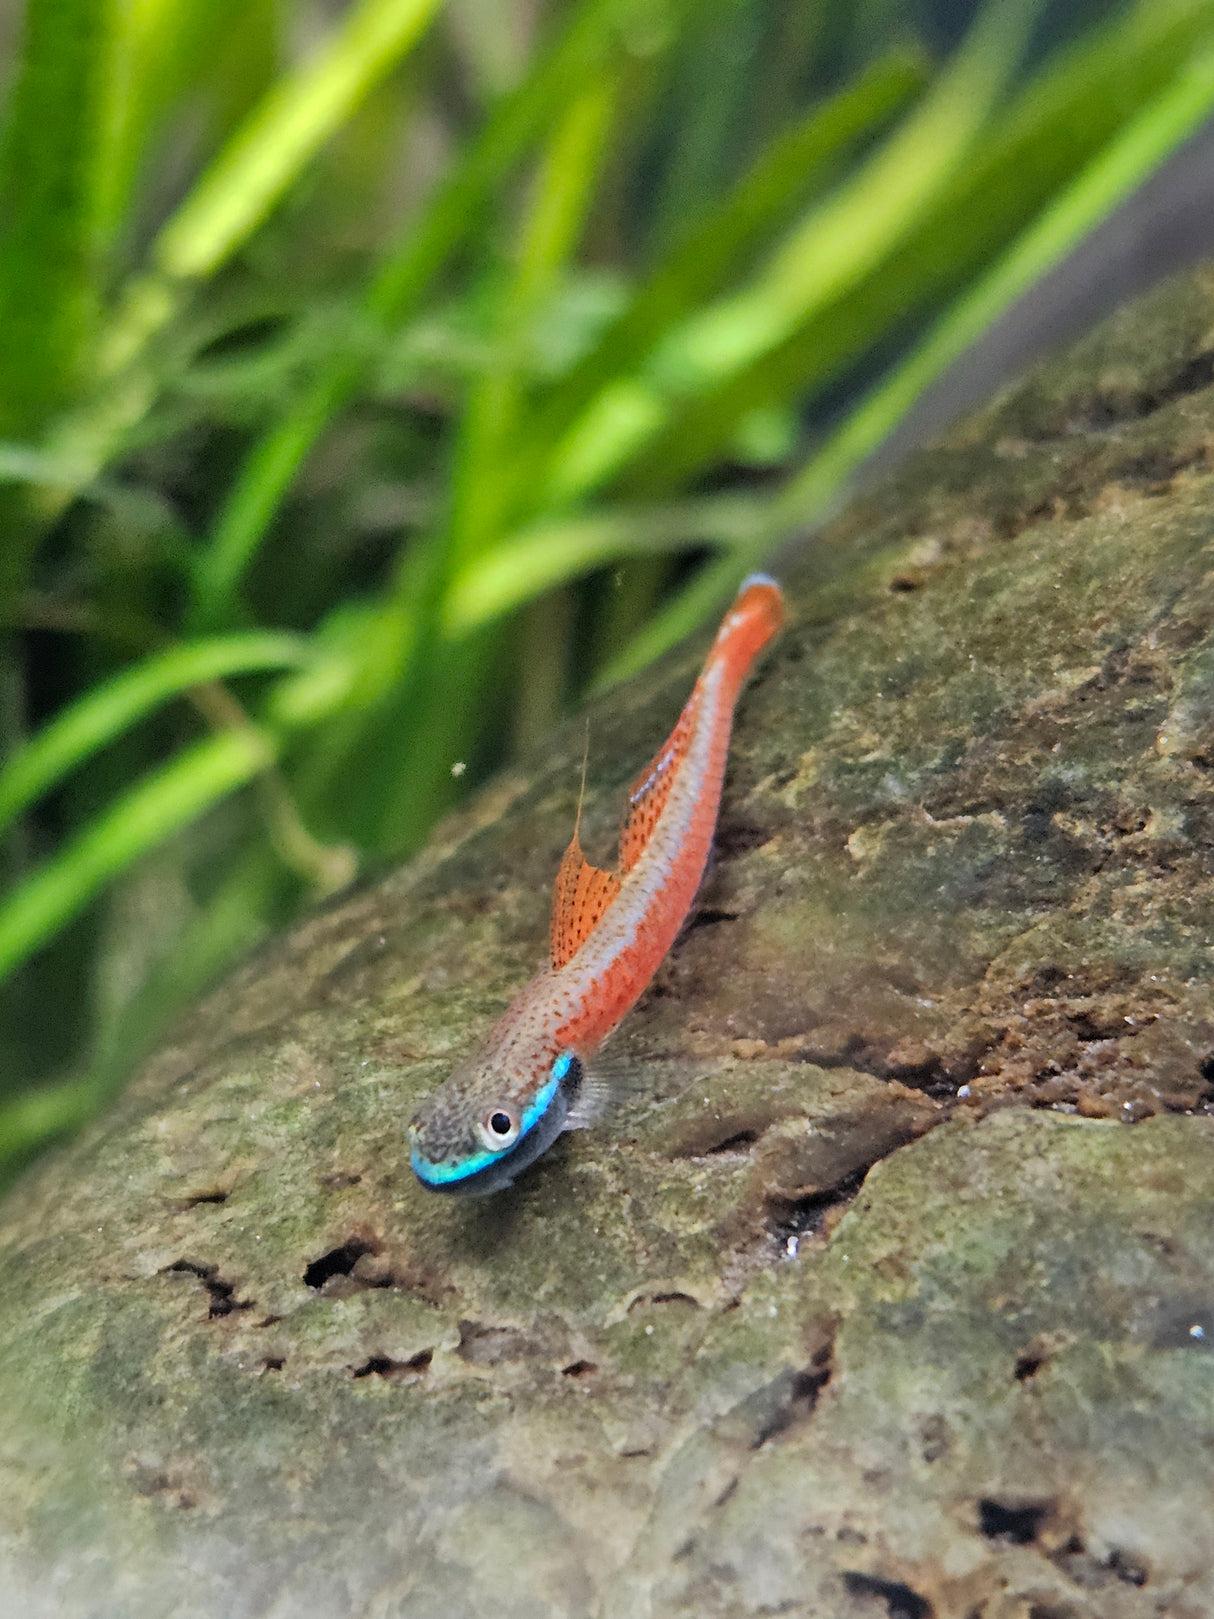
[5,269,1214,1618]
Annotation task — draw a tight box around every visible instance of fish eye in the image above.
[477,1105,520,1152]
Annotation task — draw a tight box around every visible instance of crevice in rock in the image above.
[768,1165,871,1246]
[877,1050,970,1100]
[668,1108,772,1158]
[301,1238,448,1302]
[842,1571,933,1619]
[1109,444,1209,495]
[1108,1549,1148,1587]
[1063,1007,1131,1043]
[561,1359,597,1378]
[702,1128,761,1156]
[127,1461,198,1510]
[1071,348,1214,431]
[303,1236,380,1290]
[627,1290,700,1312]
[685,907,740,932]
[992,433,1213,540]
[1013,1349,1046,1382]
[351,1348,432,1381]
[1018,348,1214,448]
[174,1189,229,1208]
[978,1497,1053,1545]
[788,1034,974,1099]
[162,1258,253,1320]
[714,819,776,858]
[751,1340,834,1448]
[917,1414,951,1464]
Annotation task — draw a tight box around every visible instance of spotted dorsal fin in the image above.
[618,692,701,874]
[551,730,621,969]
[551,831,621,968]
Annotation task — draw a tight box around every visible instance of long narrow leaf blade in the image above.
[99,0,445,387]
[0,0,124,438]
[192,0,668,625]
[515,44,927,463]
[544,0,1041,504]
[614,0,1214,496]
[0,729,278,987]
[443,496,763,633]
[0,632,307,836]
[594,45,1214,691]
[772,45,1214,534]
[154,0,446,283]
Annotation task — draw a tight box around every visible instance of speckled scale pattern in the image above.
[408,577,784,1183]
[619,700,698,873]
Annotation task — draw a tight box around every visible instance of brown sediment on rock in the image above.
[4,271,1214,1613]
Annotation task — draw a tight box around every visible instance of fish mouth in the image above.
[410,1142,517,1196]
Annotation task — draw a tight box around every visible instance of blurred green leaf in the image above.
[444,495,762,633]
[100,0,255,251]
[47,0,447,499]
[191,0,688,628]
[505,43,927,498]
[0,728,278,988]
[595,18,1214,688]
[0,0,124,443]
[450,75,621,563]
[543,0,1041,504]
[0,441,96,490]
[0,632,307,837]
[153,0,446,284]
[772,40,1214,534]
[619,0,1214,494]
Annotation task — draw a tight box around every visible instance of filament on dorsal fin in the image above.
[551,726,621,969]
[551,832,620,968]
[619,691,702,874]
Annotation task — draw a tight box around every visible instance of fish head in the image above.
[407,1047,583,1196]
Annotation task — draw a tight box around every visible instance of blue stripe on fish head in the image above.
[409,1050,584,1195]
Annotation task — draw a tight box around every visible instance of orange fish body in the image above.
[408,575,784,1193]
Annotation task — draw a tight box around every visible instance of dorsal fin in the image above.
[550,831,622,968]
[551,728,620,969]
[618,691,701,874]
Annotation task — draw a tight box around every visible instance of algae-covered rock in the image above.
[5,268,1214,1617]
